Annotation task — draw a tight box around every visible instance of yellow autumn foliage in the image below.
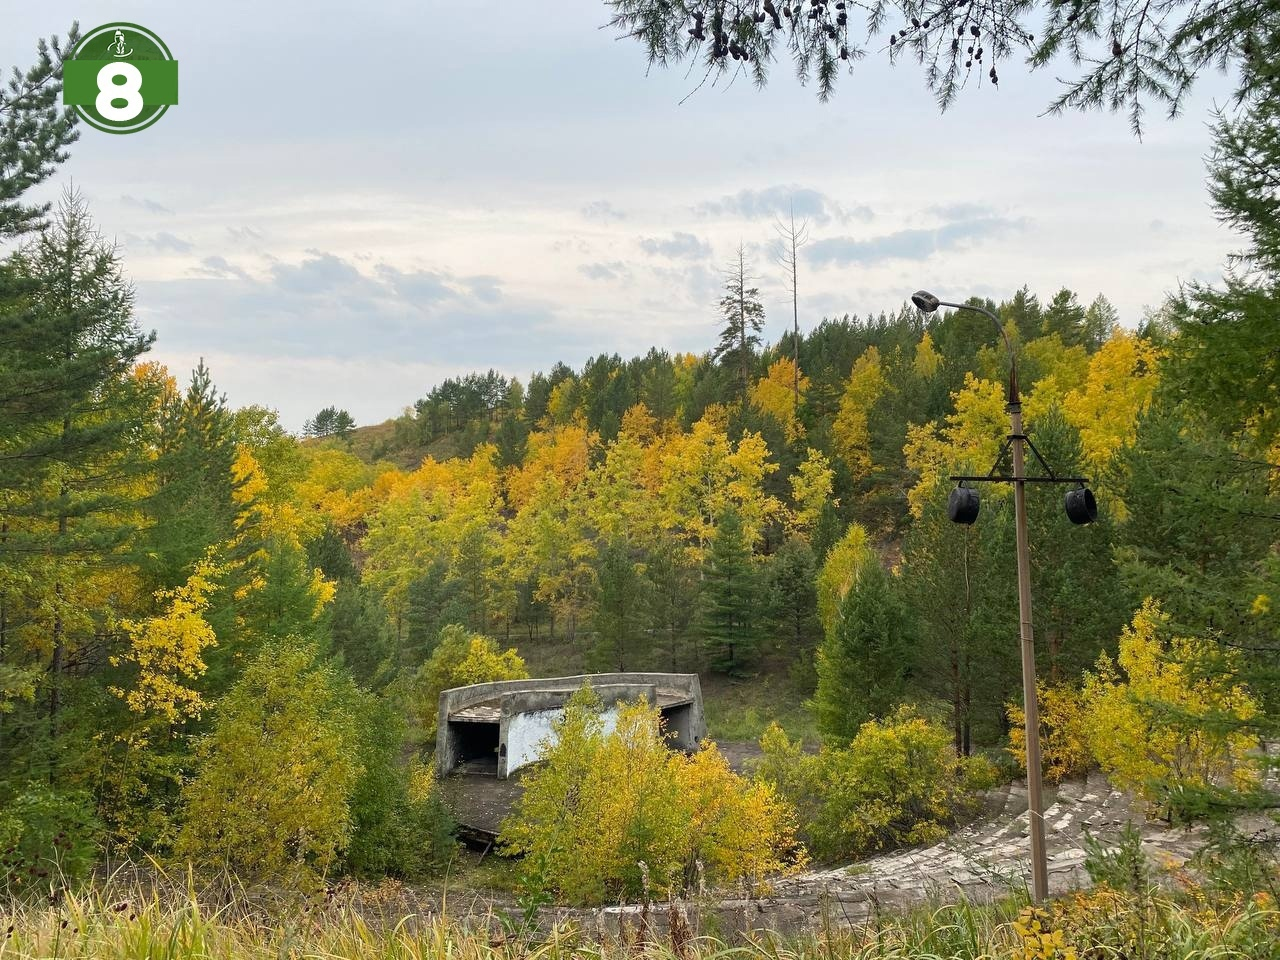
[500,690,802,905]
[789,448,835,534]
[1007,682,1093,785]
[749,357,809,442]
[832,347,887,482]
[1061,330,1161,476]
[904,373,1008,517]
[1080,599,1260,804]
[815,522,874,638]
[111,553,223,722]
[413,625,529,738]
[913,331,942,380]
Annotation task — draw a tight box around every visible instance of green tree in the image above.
[0,191,156,775]
[138,362,240,592]
[1040,289,1086,345]
[1167,65,1280,448]
[901,479,1019,755]
[0,28,79,239]
[646,532,699,670]
[592,538,649,671]
[304,406,356,440]
[605,0,1269,131]
[813,561,917,741]
[1023,409,1127,680]
[343,697,455,879]
[1082,295,1119,352]
[765,535,820,668]
[698,508,761,674]
[177,642,363,884]
[714,245,765,404]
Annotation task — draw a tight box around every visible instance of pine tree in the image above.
[901,479,1020,754]
[1040,289,1087,345]
[646,533,699,670]
[765,535,820,664]
[1081,295,1119,351]
[138,362,240,591]
[1024,407,1127,681]
[713,245,765,404]
[0,191,156,769]
[1167,61,1280,448]
[698,508,760,675]
[592,538,648,671]
[813,560,917,742]
[0,28,80,240]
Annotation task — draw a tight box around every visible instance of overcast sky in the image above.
[6,1,1240,430]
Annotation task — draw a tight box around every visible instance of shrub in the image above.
[1007,682,1093,784]
[757,707,995,863]
[413,625,528,739]
[343,698,456,879]
[0,785,99,895]
[176,642,363,885]
[1080,599,1261,807]
[500,688,801,905]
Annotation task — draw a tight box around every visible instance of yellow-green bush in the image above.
[499,688,802,905]
[757,706,996,863]
[1007,682,1093,785]
[1081,599,1260,805]
[412,625,528,738]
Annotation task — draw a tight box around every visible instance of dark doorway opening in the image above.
[662,703,695,750]
[453,720,500,773]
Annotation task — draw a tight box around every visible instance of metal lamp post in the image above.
[910,290,1097,903]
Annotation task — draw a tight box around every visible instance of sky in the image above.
[5,1,1241,431]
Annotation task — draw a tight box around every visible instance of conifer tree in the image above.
[765,535,820,664]
[138,363,241,590]
[1040,289,1087,345]
[645,532,699,670]
[698,507,760,675]
[0,28,79,241]
[0,191,156,765]
[713,245,764,404]
[592,538,648,671]
[813,560,917,742]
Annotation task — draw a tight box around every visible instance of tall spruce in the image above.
[592,538,648,671]
[813,560,917,742]
[698,507,760,675]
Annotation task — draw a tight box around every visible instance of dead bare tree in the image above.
[773,203,810,418]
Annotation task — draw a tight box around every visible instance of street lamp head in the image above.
[911,290,941,313]
[1064,485,1098,525]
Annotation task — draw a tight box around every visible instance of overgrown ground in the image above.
[1,875,1276,960]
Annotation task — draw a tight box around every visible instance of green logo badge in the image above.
[62,23,178,134]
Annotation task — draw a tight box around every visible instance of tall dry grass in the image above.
[1,863,1277,960]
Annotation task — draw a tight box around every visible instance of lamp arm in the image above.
[939,299,1019,404]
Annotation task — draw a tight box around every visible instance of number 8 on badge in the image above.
[63,23,178,134]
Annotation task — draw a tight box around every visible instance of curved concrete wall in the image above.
[436,672,704,778]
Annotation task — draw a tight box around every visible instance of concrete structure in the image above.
[435,673,705,779]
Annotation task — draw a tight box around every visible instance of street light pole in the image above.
[1007,380,1049,904]
[910,291,1049,903]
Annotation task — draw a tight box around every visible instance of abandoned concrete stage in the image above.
[435,672,713,841]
